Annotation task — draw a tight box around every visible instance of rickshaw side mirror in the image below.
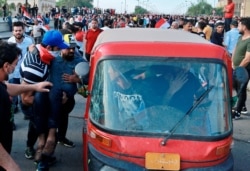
[75,62,90,78]
[75,62,90,98]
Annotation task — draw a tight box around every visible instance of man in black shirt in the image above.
[211,22,225,46]
[2,4,6,21]
[0,41,52,171]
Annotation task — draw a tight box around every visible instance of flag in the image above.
[37,15,44,25]
[155,18,170,29]
[21,6,31,20]
[41,25,50,32]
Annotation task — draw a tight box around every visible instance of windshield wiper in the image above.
[161,86,214,146]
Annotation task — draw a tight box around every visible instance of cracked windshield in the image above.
[90,58,231,136]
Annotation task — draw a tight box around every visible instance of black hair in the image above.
[40,43,47,48]
[64,22,77,33]
[215,22,224,28]
[198,21,207,30]
[12,21,24,29]
[92,18,98,23]
[0,41,21,68]
[239,17,250,30]
[183,19,193,26]
[59,29,72,35]
[103,20,109,27]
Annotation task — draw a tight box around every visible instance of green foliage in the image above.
[186,0,213,16]
[214,7,223,16]
[134,6,149,14]
[9,3,16,10]
[56,0,93,9]
[0,1,16,16]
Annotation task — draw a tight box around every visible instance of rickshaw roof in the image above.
[94,28,212,48]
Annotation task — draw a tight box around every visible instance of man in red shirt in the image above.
[223,0,235,32]
[84,18,103,62]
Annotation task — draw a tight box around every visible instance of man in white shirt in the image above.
[31,19,42,44]
[8,21,34,130]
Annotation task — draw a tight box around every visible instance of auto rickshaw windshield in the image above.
[90,58,232,136]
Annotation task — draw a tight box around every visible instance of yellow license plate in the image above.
[145,152,180,170]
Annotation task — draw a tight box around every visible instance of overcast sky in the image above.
[93,0,216,14]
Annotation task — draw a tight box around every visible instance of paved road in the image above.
[12,94,85,171]
[0,31,12,39]
[10,93,250,171]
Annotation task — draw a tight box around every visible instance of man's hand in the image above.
[133,72,146,80]
[62,72,81,83]
[62,91,68,104]
[34,81,53,92]
[167,71,188,95]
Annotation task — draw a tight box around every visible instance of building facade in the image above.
[6,0,56,16]
[217,0,250,17]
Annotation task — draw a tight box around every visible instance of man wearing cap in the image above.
[20,30,69,171]
[49,32,87,148]
[224,20,240,56]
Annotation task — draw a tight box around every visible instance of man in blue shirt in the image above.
[224,20,240,56]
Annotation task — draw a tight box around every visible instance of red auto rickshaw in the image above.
[82,29,234,171]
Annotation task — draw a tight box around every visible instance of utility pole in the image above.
[121,1,123,13]
[25,0,28,9]
[124,0,127,13]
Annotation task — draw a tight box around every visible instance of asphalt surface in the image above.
[12,94,86,171]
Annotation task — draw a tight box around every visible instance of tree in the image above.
[9,3,16,11]
[214,7,223,16]
[134,6,149,14]
[56,0,93,9]
[186,0,213,16]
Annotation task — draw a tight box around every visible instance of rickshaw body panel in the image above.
[83,29,234,171]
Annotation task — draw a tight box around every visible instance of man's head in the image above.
[34,19,39,25]
[198,21,207,30]
[0,41,21,81]
[41,30,69,50]
[73,22,83,32]
[171,21,179,29]
[183,19,193,32]
[215,22,224,33]
[238,17,250,34]
[91,18,99,30]
[12,21,24,40]
[61,34,77,61]
[230,20,238,28]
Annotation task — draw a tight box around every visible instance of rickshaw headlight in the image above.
[100,165,119,171]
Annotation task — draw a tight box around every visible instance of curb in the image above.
[0,32,12,40]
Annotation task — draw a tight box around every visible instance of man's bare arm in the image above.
[6,81,52,96]
[239,51,250,67]
[0,143,21,171]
